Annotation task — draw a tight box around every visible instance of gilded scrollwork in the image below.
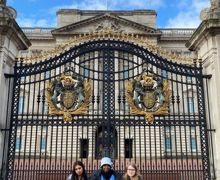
[126,71,170,124]
[46,72,92,122]
[17,28,193,65]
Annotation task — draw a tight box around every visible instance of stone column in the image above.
[186,1,220,178]
[0,2,30,179]
[211,0,220,8]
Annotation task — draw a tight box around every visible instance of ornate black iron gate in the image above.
[4,38,211,179]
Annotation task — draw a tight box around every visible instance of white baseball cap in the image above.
[100,157,112,168]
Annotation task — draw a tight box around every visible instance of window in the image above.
[44,71,50,79]
[20,77,25,82]
[95,126,117,159]
[18,96,24,113]
[84,65,89,77]
[40,136,47,152]
[190,137,197,151]
[15,137,22,151]
[187,97,194,113]
[165,135,172,152]
[80,139,89,158]
[187,76,192,82]
[124,139,133,158]
[42,102,48,113]
[161,70,168,79]
[124,102,130,112]
[123,65,129,79]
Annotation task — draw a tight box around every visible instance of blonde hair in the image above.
[122,164,142,180]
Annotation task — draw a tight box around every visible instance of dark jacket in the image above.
[90,169,121,180]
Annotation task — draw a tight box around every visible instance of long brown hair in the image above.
[122,164,142,180]
[72,161,88,180]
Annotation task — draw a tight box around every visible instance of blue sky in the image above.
[7,0,210,28]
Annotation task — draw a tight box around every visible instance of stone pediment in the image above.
[52,13,161,35]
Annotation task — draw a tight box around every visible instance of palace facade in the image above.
[1,1,220,180]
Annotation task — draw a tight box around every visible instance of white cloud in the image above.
[16,17,55,27]
[109,0,165,10]
[50,0,164,13]
[13,0,166,28]
[50,0,106,14]
[165,0,210,28]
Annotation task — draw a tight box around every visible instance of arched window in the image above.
[95,126,117,159]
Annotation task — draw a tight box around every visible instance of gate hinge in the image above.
[202,74,212,79]
[4,73,14,78]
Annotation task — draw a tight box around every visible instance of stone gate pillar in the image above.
[0,2,30,179]
[186,0,220,179]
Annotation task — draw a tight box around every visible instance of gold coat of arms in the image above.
[46,72,92,121]
[126,72,170,124]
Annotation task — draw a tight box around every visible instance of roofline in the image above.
[56,9,157,16]
[52,13,158,34]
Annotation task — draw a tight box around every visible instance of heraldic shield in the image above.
[126,71,170,124]
[142,90,157,109]
[46,70,92,122]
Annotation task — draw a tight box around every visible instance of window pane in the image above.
[165,136,172,152]
[188,97,194,113]
[19,96,24,113]
[80,139,89,158]
[190,137,197,151]
[42,103,48,113]
[125,139,132,158]
[123,65,129,79]
[16,137,21,151]
[40,136,46,152]
[187,76,192,82]
[162,70,168,79]
[84,65,89,77]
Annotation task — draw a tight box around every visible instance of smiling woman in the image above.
[122,164,142,180]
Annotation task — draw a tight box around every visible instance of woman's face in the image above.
[75,165,83,176]
[127,165,136,177]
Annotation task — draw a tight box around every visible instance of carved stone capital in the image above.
[211,0,220,8]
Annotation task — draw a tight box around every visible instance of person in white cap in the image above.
[90,157,121,180]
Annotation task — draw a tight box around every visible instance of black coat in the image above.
[90,169,121,180]
[67,173,88,180]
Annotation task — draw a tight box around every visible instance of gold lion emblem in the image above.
[46,71,92,122]
[126,71,170,124]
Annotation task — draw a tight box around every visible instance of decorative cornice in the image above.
[52,13,159,35]
[0,16,31,49]
[186,19,220,50]
[17,28,193,64]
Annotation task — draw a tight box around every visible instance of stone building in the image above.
[0,0,220,179]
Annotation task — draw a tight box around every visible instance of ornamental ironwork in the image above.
[46,71,92,121]
[126,71,170,123]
